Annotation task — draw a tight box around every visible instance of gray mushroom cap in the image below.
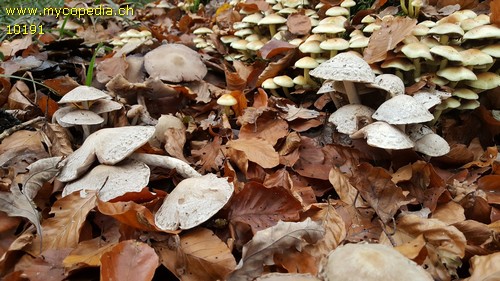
[329,104,375,135]
[144,43,207,83]
[59,109,104,126]
[412,88,451,110]
[309,52,375,83]
[414,133,450,157]
[373,94,434,125]
[350,121,414,150]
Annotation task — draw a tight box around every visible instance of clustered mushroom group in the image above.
[190,0,499,157]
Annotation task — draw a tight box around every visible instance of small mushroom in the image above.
[310,52,375,104]
[406,124,450,157]
[350,121,414,150]
[367,74,405,98]
[273,75,295,100]
[329,104,375,135]
[258,13,287,37]
[217,93,238,116]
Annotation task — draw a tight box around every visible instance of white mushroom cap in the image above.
[401,42,433,60]
[309,52,375,83]
[406,123,434,141]
[329,104,375,135]
[89,99,123,114]
[465,72,500,90]
[60,109,104,126]
[373,95,433,125]
[62,159,150,201]
[414,133,450,157]
[412,88,451,109]
[57,126,155,182]
[350,121,414,150]
[217,93,238,106]
[437,66,477,82]
[155,174,233,231]
[144,44,207,83]
[321,243,433,281]
[273,75,294,87]
[430,45,463,62]
[367,74,405,96]
[59,85,110,104]
[463,25,500,40]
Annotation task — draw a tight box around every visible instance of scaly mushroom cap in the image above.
[62,159,150,201]
[373,95,433,125]
[350,121,414,150]
[329,104,375,135]
[309,52,375,83]
[412,88,451,109]
[155,174,233,231]
[321,243,433,281]
[144,43,207,83]
[367,74,405,96]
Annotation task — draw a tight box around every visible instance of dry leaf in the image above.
[228,219,324,281]
[100,240,159,281]
[468,252,500,281]
[42,123,73,157]
[328,167,357,205]
[227,138,280,169]
[492,0,500,27]
[279,104,320,121]
[14,248,70,281]
[381,214,466,280]
[363,17,417,64]
[350,163,408,223]
[97,199,162,232]
[239,116,288,145]
[155,228,236,281]
[228,182,303,233]
[0,184,42,238]
[36,191,97,252]
[23,157,62,200]
[287,14,312,35]
[259,39,297,60]
[191,136,226,173]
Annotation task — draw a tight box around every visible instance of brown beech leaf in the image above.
[364,17,417,64]
[350,162,407,223]
[42,76,79,96]
[462,146,498,169]
[477,175,500,204]
[97,199,163,232]
[303,203,347,275]
[227,138,279,169]
[192,136,226,173]
[287,14,311,35]
[42,123,73,157]
[259,39,297,60]
[63,225,120,268]
[225,65,247,91]
[431,201,465,225]
[0,184,41,239]
[380,214,466,280]
[0,130,50,174]
[228,182,303,233]
[14,248,71,281]
[395,234,427,264]
[228,219,324,281]
[328,167,357,205]
[164,127,187,162]
[492,0,500,27]
[22,157,62,200]
[155,228,236,281]
[257,50,297,86]
[100,240,159,281]
[36,191,97,252]
[239,116,288,145]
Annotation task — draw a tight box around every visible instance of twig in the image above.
[0,116,45,141]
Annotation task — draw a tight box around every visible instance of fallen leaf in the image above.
[259,39,297,60]
[41,123,73,157]
[227,138,280,169]
[350,162,407,223]
[14,248,70,281]
[381,214,466,280]
[0,184,41,239]
[23,157,62,200]
[279,104,320,121]
[97,199,162,232]
[100,240,159,281]
[328,166,357,205]
[468,252,500,281]
[191,136,226,173]
[155,228,236,281]
[431,201,465,225]
[239,116,288,145]
[35,191,97,252]
[462,146,498,169]
[228,219,324,281]
[228,182,303,233]
[364,17,417,64]
[287,14,311,36]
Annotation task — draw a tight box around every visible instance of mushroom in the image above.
[329,104,375,135]
[431,97,461,124]
[262,78,281,97]
[319,38,349,58]
[428,22,464,45]
[258,13,287,37]
[406,124,450,157]
[57,126,156,182]
[154,173,233,231]
[430,45,463,71]
[310,52,376,104]
[372,94,434,132]
[367,74,405,98]
[401,42,433,79]
[350,121,414,150]
[294,56,319,86]
[62,159,150,202]
[273,75,295,100]
[217,93,238,116]
[144,43,207,83]
[465,72,500,92]
[436,66,477,88]
[321,243,433,281]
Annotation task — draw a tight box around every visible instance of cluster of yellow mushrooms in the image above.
[195,0,500,156]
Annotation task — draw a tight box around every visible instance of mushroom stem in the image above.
[343,81,361,104]
[269,88,281,97]
[136,94,158,125]
[395,69,404,82]
[268,24,277,37]
[282,87,294,101]
[304,69,318,87]
[412,58,421,79]
[223,106,232,116]
[400,0,408,15]
[81,100,92,139]
[408,0,414,17]
[396,124,406,132]
[328,92,342,108]
[439,35,449,45]
[330,50,338,58]
[439,58,448,71]
[130,153,201,178]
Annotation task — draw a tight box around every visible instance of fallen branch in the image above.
[0,116,45,141]
[130,153,201,178]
